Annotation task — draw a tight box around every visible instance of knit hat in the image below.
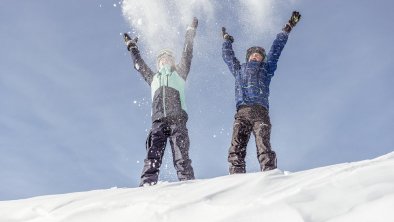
[246,46,266,62]
[156,49,175,70]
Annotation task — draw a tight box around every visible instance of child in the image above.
[124,17,198,186]
[222,11,301,174]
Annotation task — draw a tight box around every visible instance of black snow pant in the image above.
[140,117,194,186]
[228,105,277,174]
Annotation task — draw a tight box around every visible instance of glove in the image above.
[191,17,198,29]
[289,11,301,27]
[222,27,234,43]
[123,33,138,51]
[283,11,301,33]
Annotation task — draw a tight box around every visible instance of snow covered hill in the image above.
[1,152,394,222]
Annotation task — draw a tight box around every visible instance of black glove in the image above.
[222,27,234,43]
[123,33,138,51]
[289,11,301,27]
[191,17,198,29]
[283,11,301,33]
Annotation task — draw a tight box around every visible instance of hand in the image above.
[282,11,301,33]
[289,11,301,27]
[191,17,198,29]
[123,33,138,51]
[222,27,234,43]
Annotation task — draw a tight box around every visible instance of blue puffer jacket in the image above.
[222,32,289,110]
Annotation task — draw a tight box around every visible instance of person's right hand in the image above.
[124,33,138,51]
[222,27,234,43]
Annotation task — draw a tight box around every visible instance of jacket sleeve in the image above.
[266,31,289,76]
[129,47,155,85]
[222,40,241,77]
[176,27,196,80]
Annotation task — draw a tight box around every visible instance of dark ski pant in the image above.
[228,105,277,174]
[140,117,194,186]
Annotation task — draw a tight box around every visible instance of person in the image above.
[221,11,301,174]
[124,17,198,186]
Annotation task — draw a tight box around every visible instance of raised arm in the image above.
[222,27,240,77]
[124,34,155,85]
[266,32,289,75]
[177,17,198,80]
[267,11,301,75]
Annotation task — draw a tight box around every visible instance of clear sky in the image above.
[1,0,393,200]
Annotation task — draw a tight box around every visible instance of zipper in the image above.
[162,74,167,117]
[162,73,170,118]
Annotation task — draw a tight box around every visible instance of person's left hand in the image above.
[191,17,198,29]
[289,11,301,27]
[283,11,301,33]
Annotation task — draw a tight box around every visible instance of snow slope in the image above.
[1,152,394,222]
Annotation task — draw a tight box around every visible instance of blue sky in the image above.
[1,0,393,200]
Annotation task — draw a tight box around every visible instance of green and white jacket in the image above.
[129,28,196,122]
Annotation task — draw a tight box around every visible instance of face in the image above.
[248,53,264,62]
[159,55,175,69]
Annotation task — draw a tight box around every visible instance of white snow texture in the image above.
[1,1,392,221]
[1,152,394,222]
[121,0,280,60]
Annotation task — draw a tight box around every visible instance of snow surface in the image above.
[1,152,394,222]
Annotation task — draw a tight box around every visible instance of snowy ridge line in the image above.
[0,152,394,222]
